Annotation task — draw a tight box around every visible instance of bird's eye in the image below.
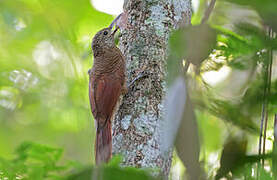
[103,31,108,35]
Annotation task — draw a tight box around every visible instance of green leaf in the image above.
[170,24,217,66]
[67,156,159,180]
[0,142,79,179]
[167,24,217,83]
[224,0,277,32]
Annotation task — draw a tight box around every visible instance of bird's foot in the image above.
[127,71,147,90]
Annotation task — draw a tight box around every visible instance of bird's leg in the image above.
[127,70,147,91]
[128,65,148,90]
[128,72,146,89]
[121,72,146,95]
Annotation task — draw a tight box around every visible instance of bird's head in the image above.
[92,14,121,53]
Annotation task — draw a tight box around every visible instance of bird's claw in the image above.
[127,71,147,89]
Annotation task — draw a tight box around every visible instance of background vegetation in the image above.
[0,0,277,179]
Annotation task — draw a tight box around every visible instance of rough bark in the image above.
[112,0,192,176]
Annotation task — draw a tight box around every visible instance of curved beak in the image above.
[109,13,122,36]
[111,26,119,36]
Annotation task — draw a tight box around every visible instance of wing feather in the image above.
[89,73,122,127]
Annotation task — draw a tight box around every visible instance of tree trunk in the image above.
[112,0,192,176]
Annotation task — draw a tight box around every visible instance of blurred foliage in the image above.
[169,24,217,67]
[1,0,277,179]
[215,136,247,179]
[167,0,277,179]
[0,0,114,164]
[224,0,277,32]
[68,156,159,180]
[0,142,157,180]
[215,136,273,180]
[0,142,80,179]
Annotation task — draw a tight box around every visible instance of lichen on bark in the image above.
[112,0,192,176]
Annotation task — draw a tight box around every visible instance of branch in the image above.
[201,0,217,24]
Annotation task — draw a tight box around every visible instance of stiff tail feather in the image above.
[95,119,112,165]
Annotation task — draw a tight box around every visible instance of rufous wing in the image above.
[89,73,122,127]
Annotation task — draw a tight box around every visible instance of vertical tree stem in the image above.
[201,0,217,24]
[273,114,277,180]
[262,28,273,166]
[112,0,192,177]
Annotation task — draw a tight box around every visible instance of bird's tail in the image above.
[95,119,112,165]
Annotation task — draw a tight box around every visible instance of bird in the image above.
[88,14,127,165]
